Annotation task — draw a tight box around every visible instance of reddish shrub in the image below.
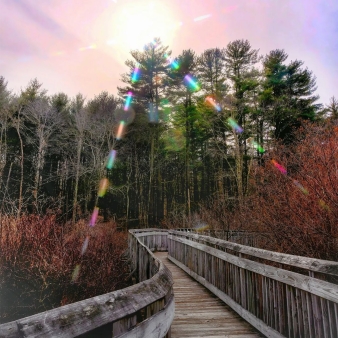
[0,215,129,323]
[234,121,338,260]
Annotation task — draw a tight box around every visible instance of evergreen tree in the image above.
[223,40,260,201]
[261,49,321,142]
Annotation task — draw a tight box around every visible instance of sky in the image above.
[1,0,337,105]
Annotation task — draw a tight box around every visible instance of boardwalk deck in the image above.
[154,252,263,338]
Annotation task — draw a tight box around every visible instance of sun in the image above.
[110,1,179,51]
[120,2,177,49]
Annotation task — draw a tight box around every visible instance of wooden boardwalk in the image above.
[155,252,263,338]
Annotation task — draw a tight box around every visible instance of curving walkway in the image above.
[155,252,263,338]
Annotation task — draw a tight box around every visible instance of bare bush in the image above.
[233,120,338,260]
[0,215,129,323]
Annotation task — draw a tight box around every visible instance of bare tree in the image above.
[70,94,88,223]
[25,98,63,212]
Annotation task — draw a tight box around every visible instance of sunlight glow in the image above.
[109,2,178,51]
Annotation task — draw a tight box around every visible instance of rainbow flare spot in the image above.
[194,14,212,22]
[90,207,99,226]
[184,75,200,91]
[205,96,221,112]
[116,121,125,140]
[251,140,265,153]
[131,65,140,83]
[81,236,90,255]
[98,178,109,197]
[72,264,81,282]
[227,118,243,133]
[319,199,330,210]
[293,180,309,195]
[124,92,133,111]
[107,150,117,169]
[164,53,179,70]
[271,160,287,175]
[79,44,96,51]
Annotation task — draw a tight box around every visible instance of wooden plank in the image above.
[169,235,338,303]
[167,254,284,338]
[118,295,174,338]
[0,231,174,338]
[154,252,263,338]
[169,231,338,276]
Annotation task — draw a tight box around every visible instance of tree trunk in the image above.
[16,122,24,218]
[72,138,82,223]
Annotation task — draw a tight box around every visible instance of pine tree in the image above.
[261,49,321,142]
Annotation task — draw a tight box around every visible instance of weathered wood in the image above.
[118,295,174,338]
[170,230,338,276]
[3,228,338,338]
[155,252,262,338]
[168,230,338,338]
[169,234,338,303]
[0,230,174,338]
[167,254,279,338]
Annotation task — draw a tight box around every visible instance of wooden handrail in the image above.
[168,230,338,338]
[2,228,337,338]
[170,230,338,276]
[0,229,174,338]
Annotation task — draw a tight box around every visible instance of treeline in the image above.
[0,38,336,227]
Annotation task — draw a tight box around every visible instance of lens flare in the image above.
[164,128,185,151]
[124,92,133,111]
[195,223,209,232]
[271,160,287,175]
[250,140,265,153]
[292,180,309,195]
[164,53,179,70]
[79,44,97,51]
[72,264,81,282]
[194,14,212,22]
[131,65,140,83]
[319,199,330,210]
[160,99,171,122]
[116,121,125,140]
[90,207,99,226]
[184,75,200,91]
[107,150,117,169]
[205,96,221,112]
[227,117,243,133]
[114,108,135,125]
[148,102,158,123]
[98,178,109,197]
[81,236,90,255]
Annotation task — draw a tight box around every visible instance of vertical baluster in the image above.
[320,298,329,338]
[306,291,315,338]
[286,284,292,337]
[295,288,304,338]
[301,290,310,338]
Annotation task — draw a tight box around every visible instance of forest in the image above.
[1,38,338,322]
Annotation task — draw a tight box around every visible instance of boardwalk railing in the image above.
[0,229,174,338]
[2,228,338,338]
[168,230,338,338]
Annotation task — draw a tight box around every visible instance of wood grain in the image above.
[154,252,263,338]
